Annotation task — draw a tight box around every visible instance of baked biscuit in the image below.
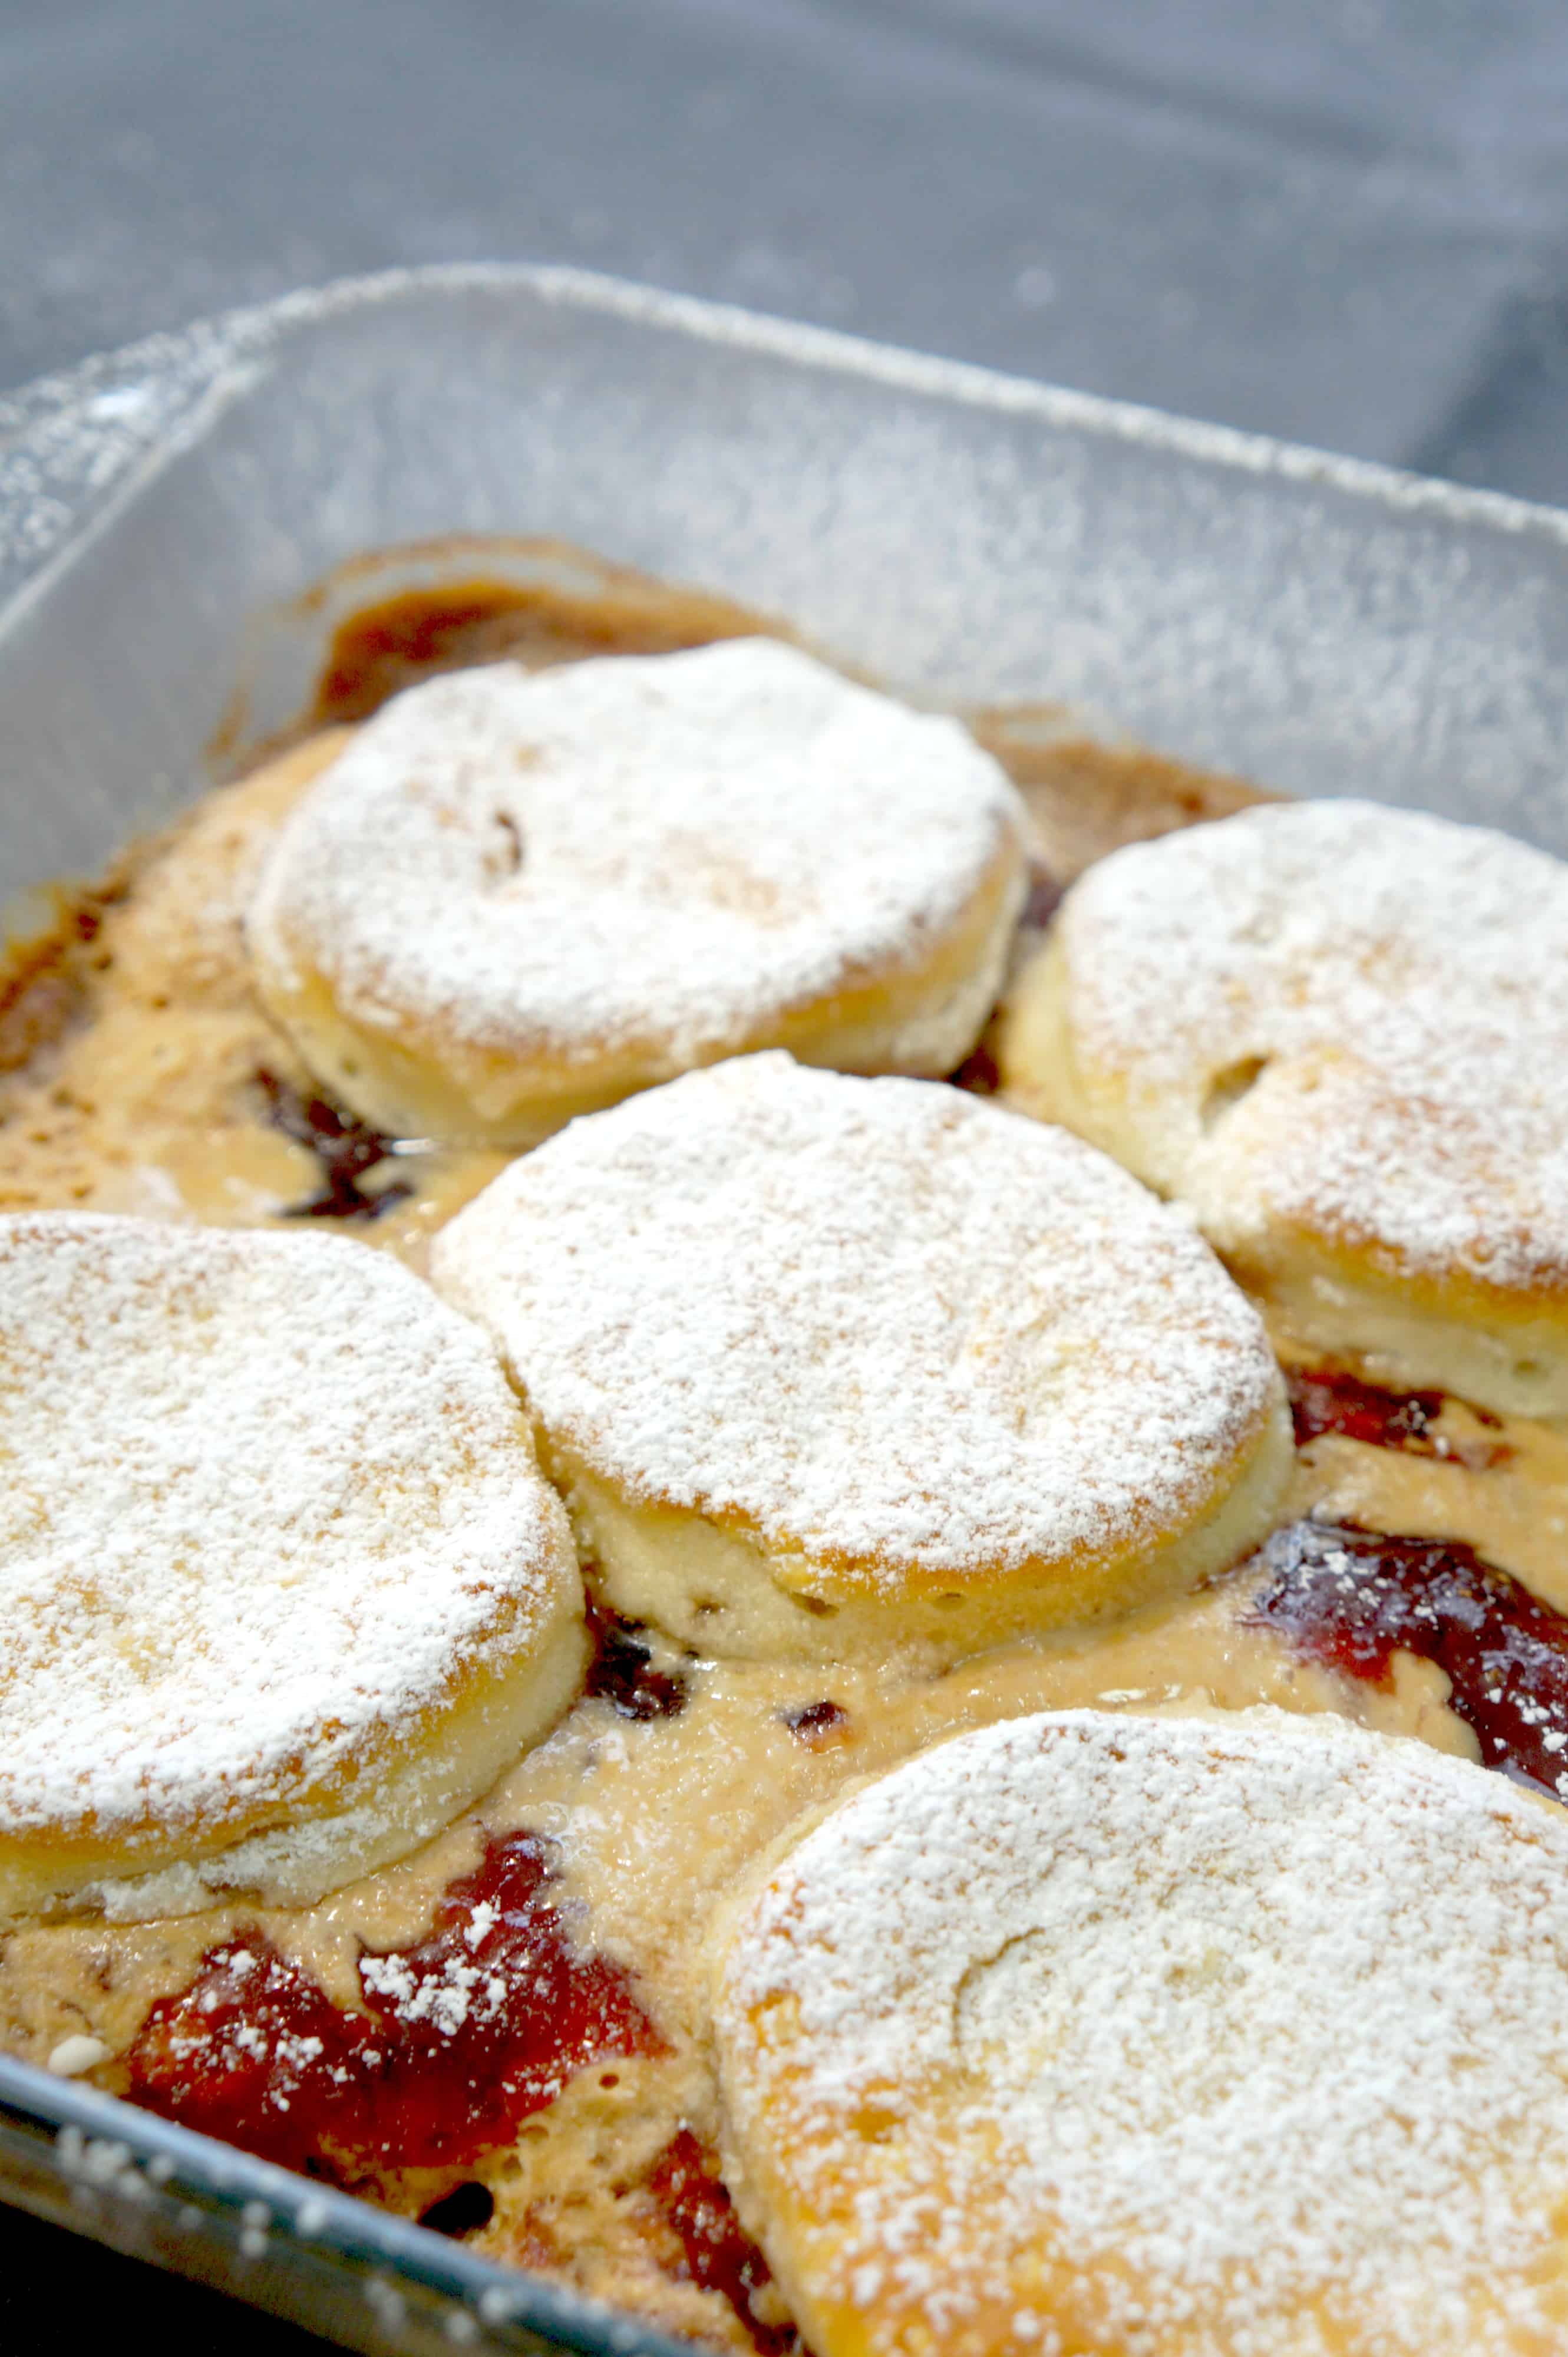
[0,1214,585,1921]
[711,1707,1568,2357]
[247,640,1027,1145]
[431,1054,1291,1661]
[996,798,1568,1417]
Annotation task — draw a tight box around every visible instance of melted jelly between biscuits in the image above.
[1252,1519,1568,1802]
[128,1830,662,2176]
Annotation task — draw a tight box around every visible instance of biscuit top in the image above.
[1055,797,1568,1291]
[248,639,1024,1064]
[432,1055,1281,1586]
[715,1709,1568,2355]
[0,1215,574,1844]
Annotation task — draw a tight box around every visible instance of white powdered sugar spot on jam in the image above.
[0,1215,566,1844]
[1058,797,1568,1289]
[249,638,1025,1062]
[716,1709,1568,2355]
[433,1055,1280,1581]
[358,1915,510,2038]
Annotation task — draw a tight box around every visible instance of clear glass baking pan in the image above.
[3,261,1568,2352]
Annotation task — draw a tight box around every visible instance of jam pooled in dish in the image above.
[582,1600,689,1722]
[646,2128,800,2356]
[1250,1519,1568,1801]
[1286,1366,1445,1453]
[1286,1364,1509,1468]
[127,1832,663,2177]
[781,1701,850,1748]
[256,1067,411,1222]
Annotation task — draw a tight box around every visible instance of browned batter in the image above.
[0,546,1557,2354]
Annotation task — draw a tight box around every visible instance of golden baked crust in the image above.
[997,799,1568,1417]
[712,1709,1568,2357]
[0,1213,585,1920]
[247,641,1028,1144]
[433,1054,1292,1661]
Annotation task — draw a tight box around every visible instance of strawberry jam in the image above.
[1020,868,1064,931]
[256,1068,411,1223]
[948,1040,1000,1096]
[782,1699,849,1747]
[583,1600,688,1721]
[1286,1366,1445,1453]
[127,1831,663,2178]
[1286,1365,1509,1466]
[646,2129,799,2356]
[1250,1520,1568,1801]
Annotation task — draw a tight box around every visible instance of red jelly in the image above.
[127,1831,663,2178]
[646,2129,798,2355]
[1287,1366,1443,1453]
[583,1599,688,1721]
[1250,1520,1568,1801]
[256,1067,411,1224]
[1286,1365,1508,1467]
[1020,868,1064,931]
[781,1700,849,1747]
[948,1041,1000,1096]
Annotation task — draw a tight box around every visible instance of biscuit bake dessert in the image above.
[5,545,1568,2356]
[249,641,1026,1145]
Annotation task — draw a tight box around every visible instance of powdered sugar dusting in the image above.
[1057,799,1568,1291]
[432,1056,1280,1583]
[249,639,1024,1066]
[0,1214,572,1844]
[716,1709,1568,2354]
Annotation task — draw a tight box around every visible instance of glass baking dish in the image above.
[2,261,1568,2352]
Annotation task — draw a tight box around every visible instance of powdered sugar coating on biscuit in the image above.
[715,1709,1568,2355]
[0,1215,576,1845]
[432,1055,1282,1585]
[249,639,1025,1067]
[1052,798,1568,1293]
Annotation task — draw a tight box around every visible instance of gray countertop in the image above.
[5,0,1568,502]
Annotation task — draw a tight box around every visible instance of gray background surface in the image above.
[2,1,1566,2346]
[4,0,1568,501]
